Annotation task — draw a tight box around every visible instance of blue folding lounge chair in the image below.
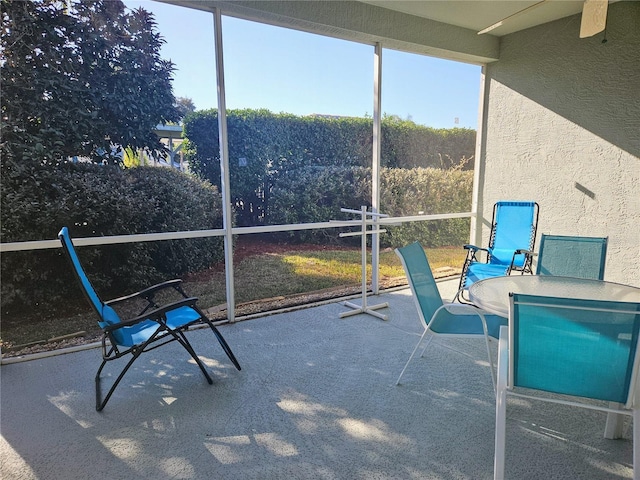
[456,201,539,302]
[534,234,608,279]
[395,242,506,389]
[494,293,640,479]
[58,227,241,411]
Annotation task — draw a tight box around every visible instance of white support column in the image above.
[471,66,488,246]
[371,42,382,294]
[213,8,236,322]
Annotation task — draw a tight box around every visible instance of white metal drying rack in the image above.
[333,206,389,320]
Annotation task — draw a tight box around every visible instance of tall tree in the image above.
[1,0,179,167]
[175,97,196,121]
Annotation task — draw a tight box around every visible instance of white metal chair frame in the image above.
[396,302,500,390]
[395,244,503,390]
[494,298,640,480]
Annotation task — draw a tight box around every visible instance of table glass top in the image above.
[469,275,640,317]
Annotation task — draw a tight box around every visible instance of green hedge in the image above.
[268,166,472,247]
[183,109,475,226]
[1,163,225,317]
[380,167,472,247]
[1,109,475,317]
[381,117,476,170]
[268,166,371,244]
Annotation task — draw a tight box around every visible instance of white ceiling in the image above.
[360,1,588,36]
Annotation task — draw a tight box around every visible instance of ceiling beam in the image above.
[160,0,500,64]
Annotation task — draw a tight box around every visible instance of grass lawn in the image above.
[182,246,463,309]
[1,245,465,356]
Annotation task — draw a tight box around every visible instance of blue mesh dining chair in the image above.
[456,201,539,302]
[535,234,608,279]
[494,293,640,479]
[58,227,241,411]
[395,242,506,389]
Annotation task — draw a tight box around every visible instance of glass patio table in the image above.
[469,274,640,439]
[469,275,640,318]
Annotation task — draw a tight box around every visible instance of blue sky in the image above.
[124,1,481,129]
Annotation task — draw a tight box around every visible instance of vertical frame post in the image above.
[213,8,235,322]
[471,66,488,247]
[371,42,382,294]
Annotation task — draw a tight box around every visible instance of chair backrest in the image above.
[489,201,539,266]
[396,242,444,327]
[536,234,607,279]
[509,293,640,406]
[58,227,121,329]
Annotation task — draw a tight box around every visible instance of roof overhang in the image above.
[360,1,588,37]
[158,1,614,64]
[158,0,501,64]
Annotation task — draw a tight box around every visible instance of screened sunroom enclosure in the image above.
[0,1,481,338]
[4,0,636,352]
[208,9,478,321]
[2,3,638,479]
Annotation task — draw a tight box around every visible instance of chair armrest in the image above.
[508,249,537,274]
[463,244,489,253]
[102,296,199,333]
[105,279,185,306]
[442,302,487,316]
[463,245,490,264]
[441,303,492,331]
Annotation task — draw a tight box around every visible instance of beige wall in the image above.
[476,1,640,286]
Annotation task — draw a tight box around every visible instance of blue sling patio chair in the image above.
[456,201,539,303]
[534,234,608,279]
[58,227,241,411]
[395,242,506,389]
[494,293,640,480]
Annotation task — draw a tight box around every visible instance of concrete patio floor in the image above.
[1,279,634,479]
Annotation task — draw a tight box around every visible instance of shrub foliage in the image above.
[268,166,472,246]
[1,108,475,320]
[183,109,475,226]
[1,164,224,317]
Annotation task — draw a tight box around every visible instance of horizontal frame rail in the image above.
[0,211,472,252]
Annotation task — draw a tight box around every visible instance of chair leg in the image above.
[484,336,497,392]
[453,282,471,304]
[208,324,242,371]
[453,287,464,303]
[493,383,507,480]
[418,336,433,358]
[95,348,145,412]
[494,327,509,480]
[396,330,431,385]
[633,407,639,480]
[604,402,625,439]
[171,329,214,385]
[456,287,473,304]
[95,358,108,412]
[195,311,241,371]
[96,326,216,411]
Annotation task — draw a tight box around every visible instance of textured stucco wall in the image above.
[477,1,640,286]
